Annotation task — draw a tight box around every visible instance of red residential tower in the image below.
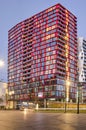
[8,3,77,108]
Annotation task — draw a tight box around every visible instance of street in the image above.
[0,110,86,130]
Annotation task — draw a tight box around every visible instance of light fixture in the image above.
[0,60,4,67]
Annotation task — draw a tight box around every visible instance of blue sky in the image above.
[0,0,86,81]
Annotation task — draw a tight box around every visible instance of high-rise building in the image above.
[78,37,86,103]
[78,37,86,82]
[8,3,77,108]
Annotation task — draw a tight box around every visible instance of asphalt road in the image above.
[0,110,86,130]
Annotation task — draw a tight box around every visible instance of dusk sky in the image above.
[0,0,86,81]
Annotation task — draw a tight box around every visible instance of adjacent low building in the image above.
[0,81,7,109]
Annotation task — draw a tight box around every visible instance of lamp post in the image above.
[64,80,70,113]
[77,83,80,114]
[77,93,79,114]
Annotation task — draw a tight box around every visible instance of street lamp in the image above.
[0,60,4,67]
[64,80,70,113]
[0,60,4,81]
[77,83,80,114]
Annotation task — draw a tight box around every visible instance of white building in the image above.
[0,81,7,107]
[78,37,86,102]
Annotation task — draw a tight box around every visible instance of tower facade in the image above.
[8,4,77,108]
